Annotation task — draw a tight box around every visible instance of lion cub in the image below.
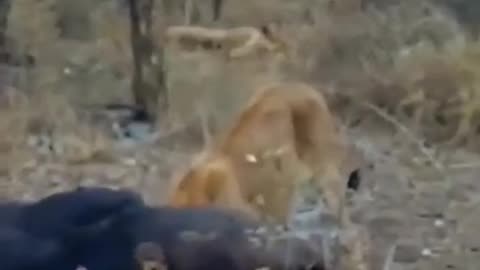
[167,82,351,225]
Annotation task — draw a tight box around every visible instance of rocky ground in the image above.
[0,0,479,269]
[0,107,478,270]
[348,118,480,270]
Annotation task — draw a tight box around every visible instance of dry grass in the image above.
[5,0,479,161]
[2,1,480,270]
[0,87,113,173]
[259,0,480,152]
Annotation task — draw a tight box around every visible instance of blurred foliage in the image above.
[0,0,480,150]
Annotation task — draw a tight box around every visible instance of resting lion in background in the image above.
[165,24,288,59]
[167,81,354,226]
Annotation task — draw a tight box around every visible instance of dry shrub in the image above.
[0,87,113,177]
[91,1,133,80]
[387,39,480,147]
[0,87,31,175]
[163,25,288,136]
[283,1,461,82]
[220,0,315,26]
[7,0,59,59]
[266,0,480,150]
[25,89,113,164]
[0,0,117,175]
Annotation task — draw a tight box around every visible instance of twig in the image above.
[198,106,212,148]
[382,244,397,270]
[360,102,445,171]
[147,116,199,143]
[447,162,480,169]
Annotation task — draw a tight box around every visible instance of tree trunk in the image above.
[127,0,167,122]
[212,0,223,21]
[0,0,10,49]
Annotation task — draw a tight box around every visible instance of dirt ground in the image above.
[348,121,480,270]
[0,110,478,270]
[1,1,480,269]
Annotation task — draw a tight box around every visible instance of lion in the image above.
[167,82,352,226]
[165,24,287,59]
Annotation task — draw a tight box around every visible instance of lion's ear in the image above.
[259,23,289,57]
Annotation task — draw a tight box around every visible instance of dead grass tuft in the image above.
[0,87,113,177]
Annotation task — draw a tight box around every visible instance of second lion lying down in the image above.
[167,81,355,226]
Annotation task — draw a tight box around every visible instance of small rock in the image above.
[122,158,137,166]
[21,193,35,202]
[104,167,128,180]
[255,226,267,235]
[63,67,73,76]
[21,159,37,170]
[82,178,99,187]
[434,219,445,227]
[124,122,153,141]
[421,248,432,257]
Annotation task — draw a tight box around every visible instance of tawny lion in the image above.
[165,25,287,59]
[167,82,352,225]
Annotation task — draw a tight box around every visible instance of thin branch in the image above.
[382,244,397,270]
[360,102,445,171]
[447,162,480,169]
